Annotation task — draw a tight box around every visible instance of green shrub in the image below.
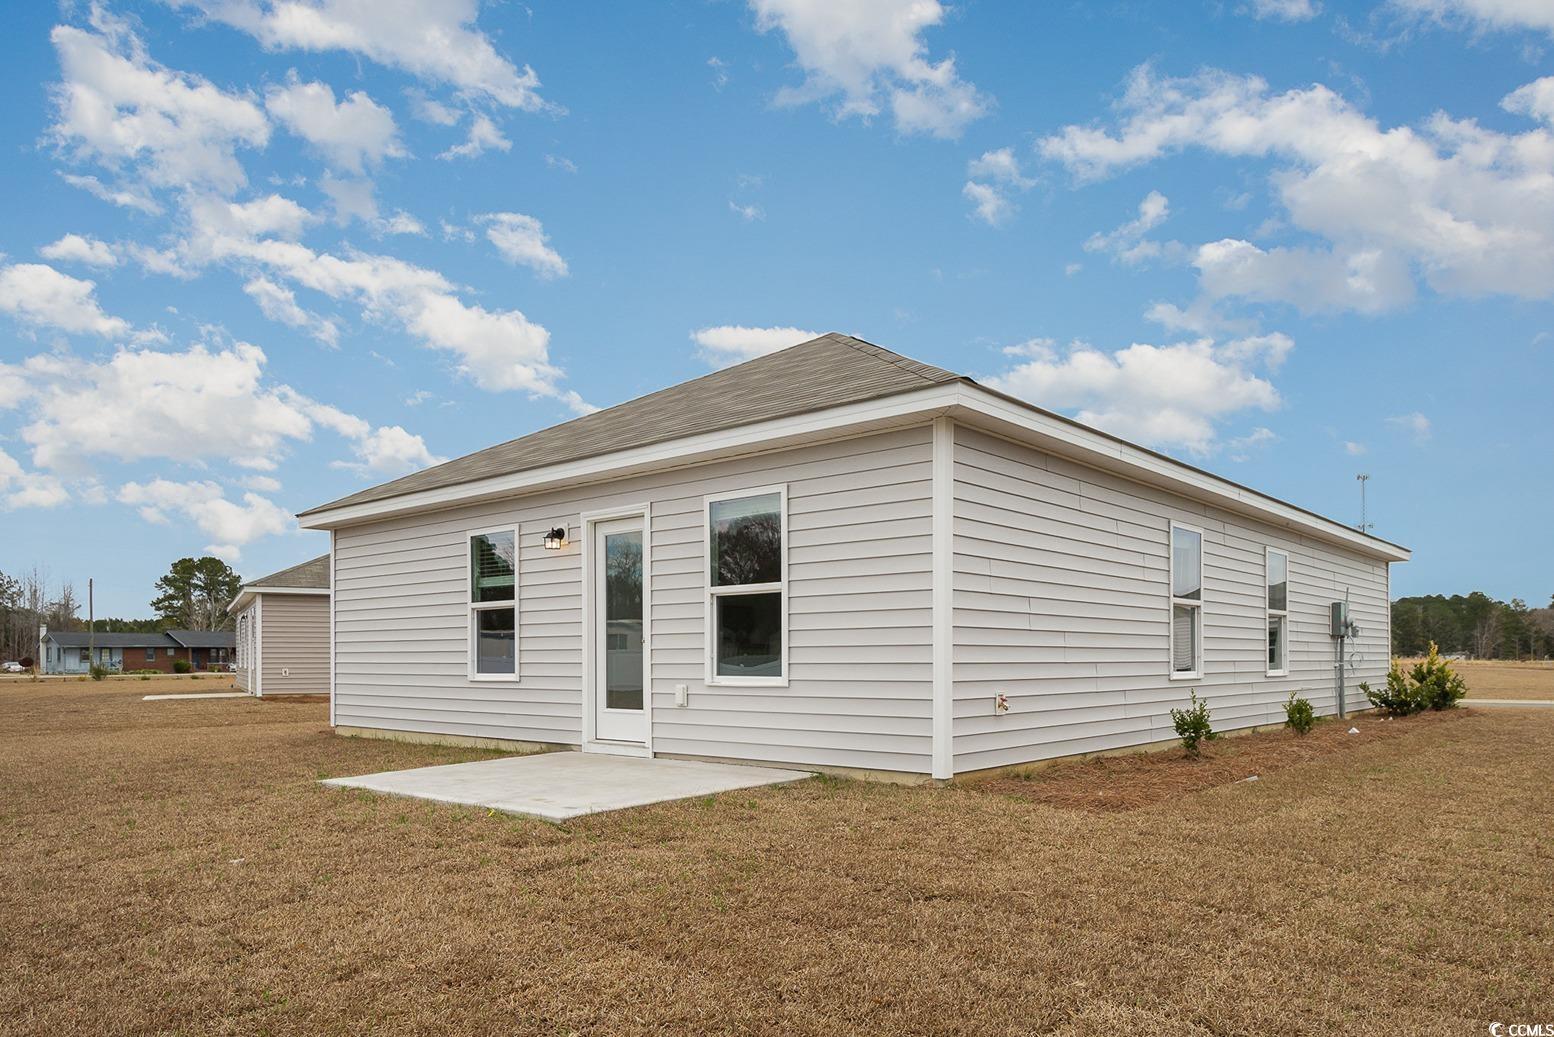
[140,674,151,681]
[1409,643,1467,710]
[172,659,193,674]
[88,663,108,681]
[1170,689,1216,756]
[1364,642,1466,716]
[1284,693,1315,735]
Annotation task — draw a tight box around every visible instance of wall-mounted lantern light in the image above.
[543,527,568,551]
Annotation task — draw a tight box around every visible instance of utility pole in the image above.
[1355,473,1373,534]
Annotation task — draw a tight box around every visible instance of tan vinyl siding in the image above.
[332,426,935,773]
[234,601,255,693]
[951,425,1390,773]
[257,593,330,696]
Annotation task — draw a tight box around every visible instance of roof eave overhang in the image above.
[298,382,1410,564]
[228,585,330,613]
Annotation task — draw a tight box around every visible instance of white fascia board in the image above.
[298,378,1409,564]
[228,585,329,614]
[298,384,959,530]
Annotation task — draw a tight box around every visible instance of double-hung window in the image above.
[706,488,786,685]
[1266,547,1289,676]
[1169,523,1203,678]
[469,528,517,679]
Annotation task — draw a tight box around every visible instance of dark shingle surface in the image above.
[300,334,962,516]
[45,632,178,648]
[167,630,237,649]
[246,554,331,590]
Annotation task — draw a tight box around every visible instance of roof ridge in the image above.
[835,335,961,384]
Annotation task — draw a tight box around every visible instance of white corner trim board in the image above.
[931,416,955,781]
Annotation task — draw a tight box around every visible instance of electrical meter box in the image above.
[1330,601,1350,637]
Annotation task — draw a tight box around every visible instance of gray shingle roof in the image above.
[45,632,178,648]
[246,554,331,590]
[168,630,237,649]
[300,333,962,517]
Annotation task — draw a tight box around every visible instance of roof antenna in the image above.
[1355,473,1374,534]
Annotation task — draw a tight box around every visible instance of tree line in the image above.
[0,556,243,663]
[1391,592,1554,660]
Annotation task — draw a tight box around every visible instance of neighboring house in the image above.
[41,629,234,674]
[230,555,331,697]
[297,334,1409,781]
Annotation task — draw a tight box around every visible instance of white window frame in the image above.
[1265,546,1290,678]
[704,484,788,688]
[1168,521,1204,680]
[467,525,519,682]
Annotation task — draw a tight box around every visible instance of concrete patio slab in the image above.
[321,751,812,821]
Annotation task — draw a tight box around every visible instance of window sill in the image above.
[469,674,520,683]
[1266,669,1289,679]
[706,677,789,688]
[1169,671,1201,681]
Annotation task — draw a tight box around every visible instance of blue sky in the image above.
[1,0,1550,617]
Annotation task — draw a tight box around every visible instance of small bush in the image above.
[1170,689,1216,756]
[88,663,108,681]
[1364,642,1466,716]
[1284,693,1315,735]
[1410,643,1467,710]
[172,659,193,674]
[139,674,151,681]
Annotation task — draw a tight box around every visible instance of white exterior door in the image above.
[592,516,647,744]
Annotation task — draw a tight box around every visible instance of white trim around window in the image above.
[1265,546,1290,677]
[467,525,519,682]
[1168,521,1204,680]
[704,484,788,688]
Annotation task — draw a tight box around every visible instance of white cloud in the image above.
[1344,440,1367,455]
[477,212,569,278]
[438,113,511,160]
[180,196,586,407]
[750,0,988,138]
[1387,411,1433,441]
[40,233,119,268]
[1193,239,1415,313]
[241,474,282,492]
[1226,426,1278,462]
[729,200,766,222]
[404,87,461,125]
[118,478,293,556]
[1040,65,1554,311]
[1503,76,1554,126]
[1391,0,1554,35]
[0,448,70,510]
[963,147,1033,226]
[168,0,553,110]
[378,211,425,236]
[692,325,820,367]
[243,276,340,346]
[1084,190,1175,264]
[59,172,163,215]
[318,172,378,225]
[8,339,438,478]
[49,18,269,194]
[264,73,404,172]
[545,154,578,173]
[1247,0,1320,21]
[983,336,1287,456]
[331,425,442,475]
[963,181,1013,227]
[0,263,130,337]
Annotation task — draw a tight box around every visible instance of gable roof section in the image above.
[297,332,1409,562]
[245,554,331,590]
[300,334,959,517]
[167,630,236,649]
[45,631,178,649]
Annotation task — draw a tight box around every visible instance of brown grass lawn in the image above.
[3,679,1552,1036]
[1403,658,1554,701]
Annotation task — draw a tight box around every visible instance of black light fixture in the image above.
[543,526,568,550]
